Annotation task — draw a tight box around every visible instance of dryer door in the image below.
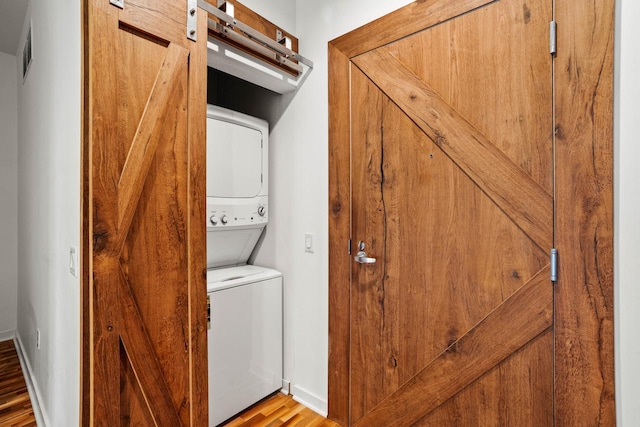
[207,118,263,198]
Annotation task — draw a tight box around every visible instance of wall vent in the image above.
[22,22,32,83]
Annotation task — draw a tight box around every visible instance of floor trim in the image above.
[291,384,328,417]
[0,329,16,342]
[14,333,49,427]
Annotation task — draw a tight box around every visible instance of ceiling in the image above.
[0,0,28,56]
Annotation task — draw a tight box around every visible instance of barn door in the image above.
[82,0,208,425]
[345,0,554,424]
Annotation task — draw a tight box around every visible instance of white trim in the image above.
[14,333,49,427]
[291,384,328,417]
[0,329,16,342]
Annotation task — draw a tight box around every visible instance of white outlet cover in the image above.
[69,246,78,277]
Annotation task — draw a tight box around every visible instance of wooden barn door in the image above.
[328,0,614,425]
[82,0,208,425]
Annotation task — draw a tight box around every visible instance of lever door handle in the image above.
[354,250,376,264]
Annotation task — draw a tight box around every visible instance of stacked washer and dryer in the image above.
[205,105,283,426]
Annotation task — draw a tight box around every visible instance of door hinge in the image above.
[187,0,198,41]
[109,0,123,9]
[348,239,352,255]
[549,20,557,55]
[207,295,211,329]
[550,248,558,282]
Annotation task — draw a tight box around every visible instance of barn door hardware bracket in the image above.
[187,0,198,41]
[198,0,314,70]
[549,21,557,55]
[109,0,123,9]
[550,248,558,282]
[207,295,211,329]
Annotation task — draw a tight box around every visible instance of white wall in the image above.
[0,51,18,340]
[15,0,81,425]
[615,0,640,425]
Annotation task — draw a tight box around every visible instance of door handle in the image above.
[354,241,376,264]
[354,251,376,264]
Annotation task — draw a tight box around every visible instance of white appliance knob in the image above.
[257,206,266,216]
[221,215,229,224]
[209,215,219,225]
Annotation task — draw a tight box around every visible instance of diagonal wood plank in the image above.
[352,49,553,251]
[353,266,553,427]
[116,42,188,254]
[330,0,497,58]
[117,266,182,427]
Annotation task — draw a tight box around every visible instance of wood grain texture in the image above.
[187,10,209,427]
[554,0,616,424]
[353,267,553,427]
[352,49,553,252]
[0,340,36,427]
[327,43,351,427]
[80,0,90,423]
[349,62,549,423]
[382,0,553,193]
[117,43,187,252]
[89,0,122,424]
[330,0,497,58]
[416,329,553,426]
[84,0,208,424]
[118,267,182,426]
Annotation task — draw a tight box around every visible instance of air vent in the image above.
[22,22,33,82]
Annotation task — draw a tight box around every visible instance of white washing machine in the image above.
[207,265,282,426]
[205,105,283,426]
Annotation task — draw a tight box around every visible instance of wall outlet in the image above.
[69,246,78,277]
[36,329,40,349]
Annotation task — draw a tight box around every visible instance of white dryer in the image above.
[205,105,283,426]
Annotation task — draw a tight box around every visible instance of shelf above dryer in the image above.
[197,0,313,94]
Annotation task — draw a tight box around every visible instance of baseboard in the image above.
[291,384,328,417]
[14,333,49,427]
[0,329,15,342]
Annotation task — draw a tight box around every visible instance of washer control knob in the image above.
[221,215,229,224]
[257,206,266,217]
[209,215,219,226]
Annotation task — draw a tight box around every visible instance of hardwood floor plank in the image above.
[0,340,36,427]
[221,394,338,427]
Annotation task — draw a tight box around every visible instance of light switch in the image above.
[305,233,314,253]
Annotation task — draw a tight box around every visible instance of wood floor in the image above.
[221,392,339,427]
[0,340,36,426]
[0,338,335,427]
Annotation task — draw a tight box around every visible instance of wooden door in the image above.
[82,0,208,425]
[328,0,614,426]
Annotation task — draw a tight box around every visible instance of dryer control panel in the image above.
[206,196,268,230]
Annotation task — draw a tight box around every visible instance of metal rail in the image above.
[198,0,314,71]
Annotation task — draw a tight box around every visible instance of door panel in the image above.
[329,0,615,425]
[84,0,208,424]
[348,0,553,424]
[416,330,553,426]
